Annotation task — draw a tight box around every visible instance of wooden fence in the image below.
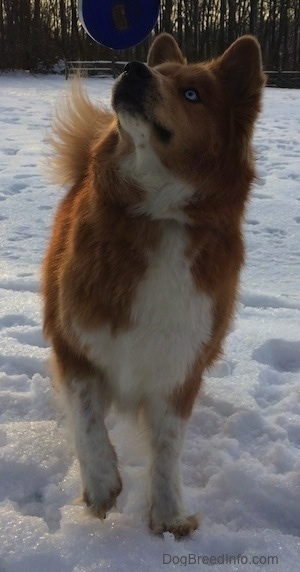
[65,61,300,88]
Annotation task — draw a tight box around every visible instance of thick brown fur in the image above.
[42,34,265,537]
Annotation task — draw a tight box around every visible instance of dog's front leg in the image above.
[61,377,122,518]
[145,401,199,538]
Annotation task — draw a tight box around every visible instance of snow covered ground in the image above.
[0,74,300,572]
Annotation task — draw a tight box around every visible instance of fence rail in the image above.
[65,60,127,79]
[65,61,300,88]
[265,70,300,88]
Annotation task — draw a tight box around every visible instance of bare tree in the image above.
[0,0,299,71]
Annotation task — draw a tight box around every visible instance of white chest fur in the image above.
[118,115,194,223]
[75,223,212,409]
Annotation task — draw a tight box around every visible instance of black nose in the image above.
[123,61,152,79]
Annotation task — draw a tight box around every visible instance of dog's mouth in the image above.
[112,62,173,143]
[113,89,145,117]
[112,61,151,117]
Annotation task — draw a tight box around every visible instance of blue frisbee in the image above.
[79,0,160,50]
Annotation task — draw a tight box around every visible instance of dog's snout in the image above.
[113,60,153,115]
[123,61,152,79]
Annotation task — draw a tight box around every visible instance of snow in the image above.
[0,74,300,571]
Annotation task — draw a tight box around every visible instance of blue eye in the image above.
[183,89,201,103]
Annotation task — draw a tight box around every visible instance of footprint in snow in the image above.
[9,182,28,194]
[252,192,272,200]
[1,147,19,155]
[0,314,38,329]
[246,219,260,226]
[14,174,38,180]
[264,227,286,238]
[9,328,48,349]
[252,339,300,373]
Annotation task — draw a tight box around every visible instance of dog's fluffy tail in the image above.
[48,81,115,187]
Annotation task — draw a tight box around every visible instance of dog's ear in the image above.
[215,36,265,98]
[147,33,186,67]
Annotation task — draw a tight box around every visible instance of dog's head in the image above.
[112,34,265,196]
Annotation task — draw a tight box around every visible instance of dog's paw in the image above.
[149,511,200,539]
[82,472,122,519]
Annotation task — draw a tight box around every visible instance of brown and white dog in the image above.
[42,34,265,538]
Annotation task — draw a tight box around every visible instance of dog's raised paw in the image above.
[82,474,123,519]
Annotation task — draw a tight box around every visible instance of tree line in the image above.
[0,0,299,71]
